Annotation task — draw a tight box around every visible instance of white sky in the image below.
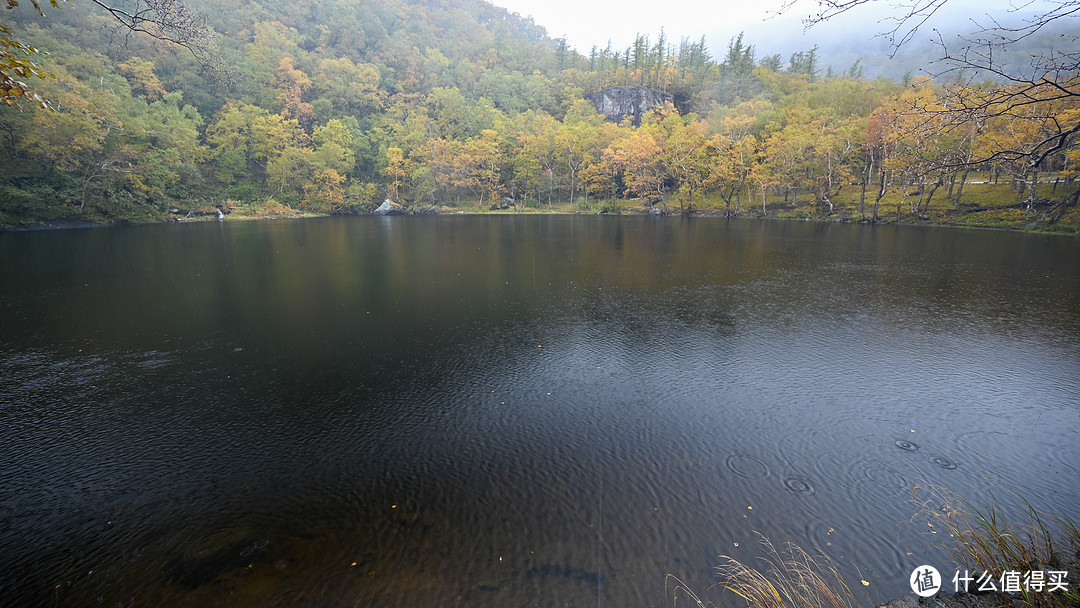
[487,0,1031,64]
[488,0,813,54]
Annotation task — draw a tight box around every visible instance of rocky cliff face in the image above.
[592,87,673,125]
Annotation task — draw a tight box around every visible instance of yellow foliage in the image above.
[118,57,166,101]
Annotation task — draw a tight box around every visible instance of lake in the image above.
[1,215,1078,607]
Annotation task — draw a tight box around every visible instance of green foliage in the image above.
[0,0,1074,229]
[0,182,66,225]
[1,22,53,109]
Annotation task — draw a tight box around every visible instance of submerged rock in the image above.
[524,564,604,590]
[168,527,266,590]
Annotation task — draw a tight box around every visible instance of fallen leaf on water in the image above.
[861,580,870,587]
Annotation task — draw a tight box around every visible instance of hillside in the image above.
[0,0,1076,228]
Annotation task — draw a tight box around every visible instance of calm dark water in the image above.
[1,216,1078,607]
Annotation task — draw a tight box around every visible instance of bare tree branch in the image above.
[6,0,232,85]
[797,0,1079,176]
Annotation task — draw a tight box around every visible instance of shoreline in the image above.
[5,207,1076,237]
[878,591,1033,608]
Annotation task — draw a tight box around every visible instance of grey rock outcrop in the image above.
[373,200,406,215]
[593,87,673,126]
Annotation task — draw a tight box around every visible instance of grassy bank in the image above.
[691,487,1080,608]
[7,179,1077,235]
[345,177,1080,235]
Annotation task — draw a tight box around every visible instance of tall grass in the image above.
[699,487,1079,608]
[713,534,861,608]
[912,484,1080,608]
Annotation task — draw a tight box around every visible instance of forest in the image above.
[1,0,1078,230]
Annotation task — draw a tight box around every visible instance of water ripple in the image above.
[782,476,817,496]
[929,456,958,470]
[724,454,772,479]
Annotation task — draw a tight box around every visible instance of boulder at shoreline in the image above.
[373,200,406,215]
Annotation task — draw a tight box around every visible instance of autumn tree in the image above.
[1,20,51,108]
[276,57,315,130]
[411,136,456,204]
[658,110,710,214]
[313,57,384,120]
[974,89,1073,210]
[129,91,207,205]
[761,116,813,208]
[557,100,608,205]
[605,118,667,206]
[118,56,166,101]
[15,63,133,212]
[204,101,306,201]
[800,0,1079,215]
[384,146,407,201]
[806,115,862,215]
[469,129,504,207]
[304,167,346,211]
[2,0,225,109]
[708,132,757,217]
[504,110,554,207]
[861,106,894,221]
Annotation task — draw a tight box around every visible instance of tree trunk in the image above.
[859,154,872,220]
[920,181,941,214]
[872,165,886,223]
[953,169,970,205]
[568,165,577,206]
[1044,187,1079,224]
[1025,165,1038,210]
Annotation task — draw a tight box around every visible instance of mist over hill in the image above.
[693,0,1078,81]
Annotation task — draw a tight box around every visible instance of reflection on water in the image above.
[1,216,1078,607]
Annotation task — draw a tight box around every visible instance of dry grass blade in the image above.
[912,483,1080,608]
[666,574,717,608]
[715,534,860,608]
